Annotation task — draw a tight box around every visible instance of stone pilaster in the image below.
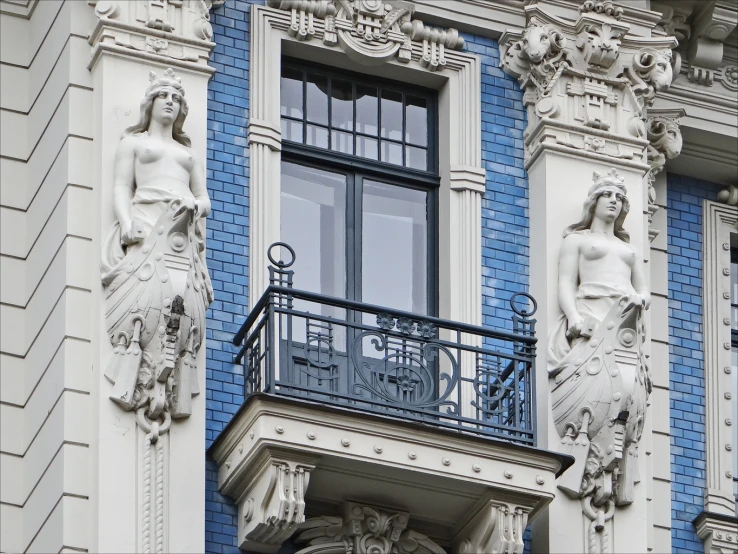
[85,1,221,551]
[500,1,680,552]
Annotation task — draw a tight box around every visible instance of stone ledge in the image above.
[209,394,572,550]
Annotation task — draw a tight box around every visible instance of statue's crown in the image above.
[589,168,626,196]
[146,68,185,96]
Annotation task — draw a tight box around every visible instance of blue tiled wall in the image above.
[666,173,721,553]
[204,14,529,553]
[205,1,260,552]
[461,34,530,333]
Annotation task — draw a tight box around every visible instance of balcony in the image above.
[210,244,571,553]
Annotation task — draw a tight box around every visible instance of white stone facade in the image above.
[1,1,736,553]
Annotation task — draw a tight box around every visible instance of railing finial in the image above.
[510,292,537,337]
[267,242,296,289]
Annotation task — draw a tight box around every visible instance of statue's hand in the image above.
[121,219,144,245]
[626,293,651,311]
[566,315,585,339]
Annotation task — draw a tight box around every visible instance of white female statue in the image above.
[101,68,213,421]
[548,169,651,512]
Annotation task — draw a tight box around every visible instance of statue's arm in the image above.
[190,152,211,219]
[113,136,137,243]
[631,248,651,309]
[558,234,584,332]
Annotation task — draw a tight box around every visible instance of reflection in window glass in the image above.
[406,146,427,171]
[306,73,328,125]
[306,125,329,149]
[331,80,353,131]
[381,141,402,166]
[281,120,303,143]
[357,136,378,160]
[280,162,346,299]
[405,95,427,146]
[280,66,303,119]
[381,90,403,141]
[356,85,378,136]
[362,180,427,315]
[331,130,354,155]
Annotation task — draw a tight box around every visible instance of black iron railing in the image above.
[233,243,539,446]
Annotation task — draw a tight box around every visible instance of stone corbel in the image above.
[694,511,738,554]
[717,184,738,206]
[686,0,738,86]
[453,499,530,554]
[645,108,685,241]
[294,502,445,554]
[234,452,320,553]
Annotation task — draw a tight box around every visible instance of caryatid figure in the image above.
[101,68,213,421]
[548,169,652,511]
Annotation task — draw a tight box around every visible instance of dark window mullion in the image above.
[402,92,407,166]
[327,77,333,151]
[301,69,307,144]
[354,174,364,305]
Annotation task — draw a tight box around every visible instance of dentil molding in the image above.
[500,0,680,171]
[87,0,223,72]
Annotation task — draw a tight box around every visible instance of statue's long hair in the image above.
[123,75,191,147]
[564,172,630,242]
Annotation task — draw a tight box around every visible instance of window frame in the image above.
[280,60,440,317]
[280,58,440,179]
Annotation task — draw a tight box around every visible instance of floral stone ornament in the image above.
[101,68,213,424]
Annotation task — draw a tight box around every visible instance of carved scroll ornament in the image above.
[547,169,651,553]
[101,68,213,427]
[294,503,445,554]
[267,0,464,71]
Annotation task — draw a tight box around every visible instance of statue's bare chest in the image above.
[136,139,194,172]
[580,235,635,267]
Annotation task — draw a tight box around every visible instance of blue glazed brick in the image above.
[667,173,721,550]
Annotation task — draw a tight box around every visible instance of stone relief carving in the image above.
[645,109,684,240]
[717,184,738,206]
[88,0,221,71]
[294,502,445,554]
[266,0,464,70]
[547,169,651,551]
[100,68,213,424]
[500,1,679,168]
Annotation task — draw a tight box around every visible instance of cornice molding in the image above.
[694,510,738,554]
[0,0,38,18]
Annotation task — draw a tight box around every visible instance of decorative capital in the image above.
[500,1,679,169]
[295,502,445,554]
[266,0,464,71]
[87,0,218,72]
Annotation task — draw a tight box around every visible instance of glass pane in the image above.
[280,66,303,119]
[381,90,403,141]
[281,119,303,143]
[331,130,353,155]
[381,141,403,166]
[406,146,427,170]
[306,125,329,148]
[362,180,427,315]
[356,136,378,160]
[356,85,378,135]
[732,347,738,497]
[331,79,353,131]
[733,258,738,326]
[280,162,346,299]
[405,95,427,146]
[306,73,328,125]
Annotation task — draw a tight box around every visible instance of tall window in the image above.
[730,246,738,513]
[279,60,438,315]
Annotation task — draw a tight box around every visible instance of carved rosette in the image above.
[294,502,445,554]
[266,0,464,70]
[500,1,679,170]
